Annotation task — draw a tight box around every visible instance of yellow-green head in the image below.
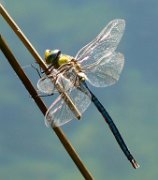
[45,49,72,69]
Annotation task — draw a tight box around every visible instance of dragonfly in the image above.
[37,19,139,169]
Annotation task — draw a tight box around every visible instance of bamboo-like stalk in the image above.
[0,4,94,180]
[0,33,93,180]
[0,3,81,121]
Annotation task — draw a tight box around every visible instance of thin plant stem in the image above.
[0,34,94,180]
[0,3,81,121]
[0,4,94,180]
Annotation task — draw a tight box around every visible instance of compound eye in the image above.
[45,49,61,65]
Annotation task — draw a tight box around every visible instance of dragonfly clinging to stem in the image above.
[37,19,140,169]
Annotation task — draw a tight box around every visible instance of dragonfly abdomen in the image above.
[83,82,139,168]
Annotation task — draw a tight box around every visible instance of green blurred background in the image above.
[0,0,158,179]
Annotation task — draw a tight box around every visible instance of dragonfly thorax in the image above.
[45,49,87,83]
[71,59,87,81]
[57,58,87,87]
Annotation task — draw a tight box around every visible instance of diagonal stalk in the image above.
[0,34,93,180]
[0,3,81,120]
[0,3,94,179]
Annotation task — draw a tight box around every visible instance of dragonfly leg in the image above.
[37,92,54,97]
[56,63,72,75]
[40,63,54,74]
[31,63,42,78]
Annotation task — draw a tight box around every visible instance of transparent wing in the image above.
[45,83,91,127]
[37,72,73,94]
[75,19,125,67]
[84,52,124,87]
[37,75,56,94]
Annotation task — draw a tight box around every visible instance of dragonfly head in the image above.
[45,49,61,66]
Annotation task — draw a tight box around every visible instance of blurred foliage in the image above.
[1,0,158,179]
